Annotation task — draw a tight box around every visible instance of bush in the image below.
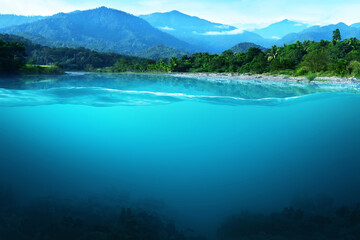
[306,73,317,81]
[295,67,309,76]
[20,64,64,75]
[349,60,360,77]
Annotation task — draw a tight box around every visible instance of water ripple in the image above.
[0,86,358,107]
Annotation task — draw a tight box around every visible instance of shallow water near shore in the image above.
[1,73,360,239]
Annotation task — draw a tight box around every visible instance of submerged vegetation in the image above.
[0,197,205,240]
[1,189,360,240]
[218,204,360,240]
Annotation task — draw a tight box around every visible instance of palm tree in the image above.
[267,45,278,61]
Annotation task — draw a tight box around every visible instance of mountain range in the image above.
[1,7,360,59]
[0,7,195,55]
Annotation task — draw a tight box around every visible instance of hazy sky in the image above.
[1,0,360,27]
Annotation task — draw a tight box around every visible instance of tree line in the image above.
[104,29,360,78]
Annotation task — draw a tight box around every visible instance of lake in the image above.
[1,73,360,239]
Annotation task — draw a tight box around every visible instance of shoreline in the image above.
[170,72,360,84]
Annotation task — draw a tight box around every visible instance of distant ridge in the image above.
[253,19,309,39]
[0,14,45,28]
[230,42,267,53]
[277,22,360,45]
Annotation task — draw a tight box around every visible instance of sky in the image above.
[1,0,360,28]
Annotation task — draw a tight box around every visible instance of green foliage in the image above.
[306,73,317,81]
[230,42,267,53]
[0,39,26,74]
[105,37,360,77]
[135,45,188,61]
[349,60,360,77]
[302,48,329,72]
[4,31,360,78]
[0,33,146,71]
[333,28,342,43]
[295,67,308,76]
[20,64,64,75]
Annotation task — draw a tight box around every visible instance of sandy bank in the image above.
[171,72,360,84]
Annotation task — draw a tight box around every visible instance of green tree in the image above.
[0,40,26,74]
[302,49,329,72]
[332,28,341,44]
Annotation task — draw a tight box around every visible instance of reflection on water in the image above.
[0,73,359,107]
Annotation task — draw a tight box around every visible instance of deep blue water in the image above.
[1,73,360,239]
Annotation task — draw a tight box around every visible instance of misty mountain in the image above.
[0,7,195,55]
[230,42,267,53]
[0,14,45,28]
[140,10,273,52]
[278,22,360,45]
[139,10,236,34]
[253,19,309,39]
[351,23,360,28]
[135,45,188,60]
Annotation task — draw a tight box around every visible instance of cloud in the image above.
[0,0,74,15]
[200,29,245,36]
[214,25,232,29]
[158,26,175,31]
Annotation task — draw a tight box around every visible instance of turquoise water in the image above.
[1,73,360,238]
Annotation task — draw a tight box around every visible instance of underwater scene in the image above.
[1,73,360,240]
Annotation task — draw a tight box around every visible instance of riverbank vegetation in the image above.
[103,29,360,79]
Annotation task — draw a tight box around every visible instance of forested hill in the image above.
[230,42,268,53]
[0,34,150,71]
[135,45,188,60]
